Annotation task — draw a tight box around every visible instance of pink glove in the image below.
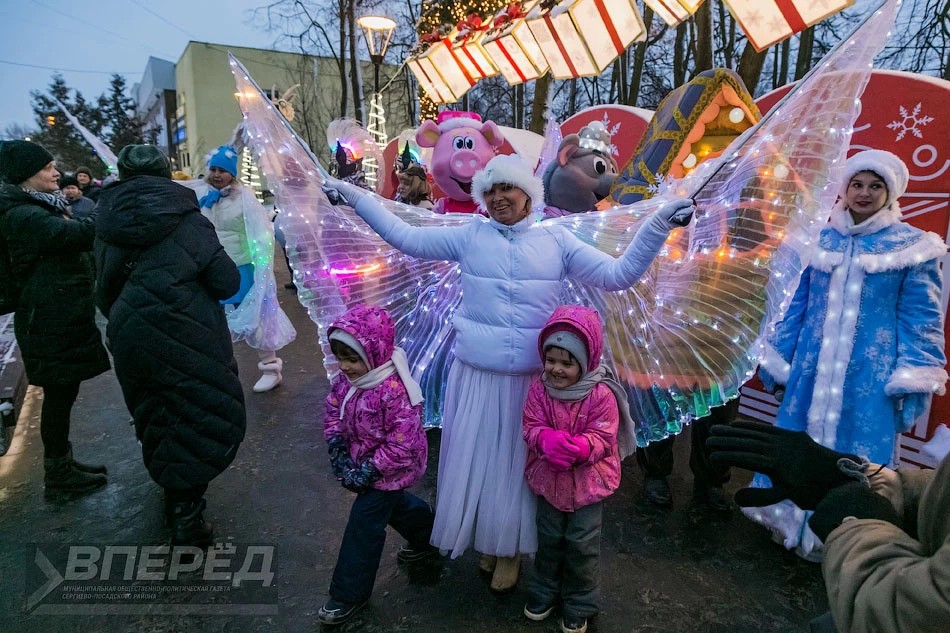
[538,429,580,471]
[569,436,592,464]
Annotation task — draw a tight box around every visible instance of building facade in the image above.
[174,41,411,177]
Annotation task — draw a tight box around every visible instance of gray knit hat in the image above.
[543,330,589,377]
[0,140,54,185]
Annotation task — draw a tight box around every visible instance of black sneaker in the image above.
[644,477,673,507]
[396,544,438,563]
[561,615,588,633]
[317,598,367,625]
[523,596,556,621]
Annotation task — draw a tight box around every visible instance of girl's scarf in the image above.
[21,186,70,214]
[542,364,638,459]
[340,347,424,413]
[199,185,231,209]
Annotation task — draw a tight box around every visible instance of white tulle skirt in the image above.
[430,361,538,559]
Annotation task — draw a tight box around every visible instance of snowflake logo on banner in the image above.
[887,103,934,141]
[600,113,621,157]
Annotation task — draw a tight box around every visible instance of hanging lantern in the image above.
[526,0,646,80]
[481,1,549,85]
[723,0,854,52]
[407,56,450,104]
[643,0,705,26]
[451,14,498,80]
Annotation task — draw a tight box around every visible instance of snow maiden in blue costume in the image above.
[749,149,948,560]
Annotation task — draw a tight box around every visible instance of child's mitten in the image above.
[327,435,356,478]
[341,460,381,493]
[570,436,592,464]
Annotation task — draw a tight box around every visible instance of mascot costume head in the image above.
[542,120,618,218]
[416,111,505,214]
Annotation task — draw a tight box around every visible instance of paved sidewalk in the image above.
[0,264,827,633]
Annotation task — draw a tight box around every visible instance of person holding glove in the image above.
[324,153,692,593]
[708,420,950,633]
[319,304,435,626]
[749,149,947,560]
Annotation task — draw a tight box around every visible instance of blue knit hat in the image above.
[207,145,238,177]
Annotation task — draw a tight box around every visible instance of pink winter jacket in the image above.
[323,305,428,491]
[523,305,622,512]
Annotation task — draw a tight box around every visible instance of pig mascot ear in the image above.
[416,120,442,148]
[479,121,506,149]
[557,135,581,166]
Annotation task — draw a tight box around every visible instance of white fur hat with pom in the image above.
[840,149,909,210]
[471,153,545,214]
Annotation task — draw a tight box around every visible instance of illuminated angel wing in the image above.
[548,0,897,444]
[231,55,469,425]
[53,99,118,172]
[230,0,894,437]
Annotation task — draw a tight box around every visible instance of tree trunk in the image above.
[347,0,364,124]
[338,0,348,118]
[693,1,714,75]
[673,23,688,87]
[778,38,791,87]
[736,43,767,94]
[627,6,654,106]
[529,73,552,134]
[794,26,815,80]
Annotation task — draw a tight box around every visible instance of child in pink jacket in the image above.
[319,304,436,626]
[522,305,634,633]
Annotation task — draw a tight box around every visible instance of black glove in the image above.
[341,460,381,493]
[808,481,902,542]
[706,420,862,509]
[327,435,356,479]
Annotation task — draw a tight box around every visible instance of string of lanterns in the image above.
[408,0,856,103]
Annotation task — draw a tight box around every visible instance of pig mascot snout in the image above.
[416,111,505,214]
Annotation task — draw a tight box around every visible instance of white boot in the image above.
[253,358,283,392]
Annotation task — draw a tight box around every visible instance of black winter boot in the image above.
[67,441,107,474]
[170,499,214,548]
[44,455,107,492]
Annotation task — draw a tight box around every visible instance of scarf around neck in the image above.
[21,186,70,214]
[542,365,638,459]
[199,184,232,209]
[340,347,424,414]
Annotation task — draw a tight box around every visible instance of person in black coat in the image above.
[74,166,101,202]
[0,140,110,493]
[94,145,246,547]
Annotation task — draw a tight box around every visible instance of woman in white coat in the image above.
[324,154,692,591]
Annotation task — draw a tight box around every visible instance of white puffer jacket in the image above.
[353,197,677,374]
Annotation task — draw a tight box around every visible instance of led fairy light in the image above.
[227,0,897,438]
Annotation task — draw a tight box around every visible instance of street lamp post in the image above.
[357,15,396,189]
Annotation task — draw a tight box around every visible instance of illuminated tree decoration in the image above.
[526,0,646,80]
[643,0,705,27]
[240,146,265,203]
[480,0,549,85]
[722,0,854,52]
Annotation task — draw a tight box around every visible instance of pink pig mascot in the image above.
[416,111,505,214]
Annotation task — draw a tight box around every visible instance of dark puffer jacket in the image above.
[0,184,110,386]
[95,176,246,490]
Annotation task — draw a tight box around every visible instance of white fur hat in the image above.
[841,149,909,210]
[471,153,545,214]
